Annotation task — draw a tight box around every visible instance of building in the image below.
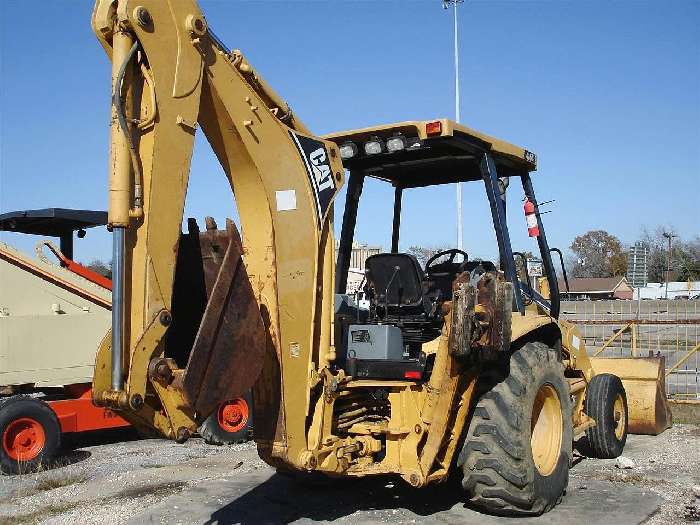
[558,277,634,300]
[634,281,700,300]
[334,241,382,294]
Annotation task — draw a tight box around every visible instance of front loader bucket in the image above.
[590,356,672,435]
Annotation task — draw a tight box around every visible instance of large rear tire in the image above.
[581,373,627,459]
[0,396,61,475]
[199,391,253,445]
[458,341,573,516]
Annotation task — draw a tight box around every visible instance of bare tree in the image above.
[407,244,452,267]
[85,259,112,279]
[640,228,700,282]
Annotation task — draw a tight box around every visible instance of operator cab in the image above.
[327,119,560,382]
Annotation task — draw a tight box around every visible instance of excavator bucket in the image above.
[166,217,266,420]
[589,356,672,435]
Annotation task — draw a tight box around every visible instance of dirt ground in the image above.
[1,425,698,525]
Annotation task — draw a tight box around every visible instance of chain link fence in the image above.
[560,299,700,399]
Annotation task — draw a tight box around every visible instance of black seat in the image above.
[364,253,427,317]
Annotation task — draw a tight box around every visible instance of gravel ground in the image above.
[0,430,265,525]
[1,425,698,524]
[570,424,700,524]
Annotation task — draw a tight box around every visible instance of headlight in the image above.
[386,135,407,153]
[340,142,358,159]
[364,137,383,155]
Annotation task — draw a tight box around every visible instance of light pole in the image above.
[443,0,464,251]
[662,232,676,299]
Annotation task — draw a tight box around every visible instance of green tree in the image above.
[570,230,626,278]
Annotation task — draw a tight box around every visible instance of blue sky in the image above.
[1,0,698,264]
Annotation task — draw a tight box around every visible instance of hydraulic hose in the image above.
[113,40,144,218]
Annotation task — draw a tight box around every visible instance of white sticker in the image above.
[571,334,581,350]
[276,190,297,211]
[290,342,300,358]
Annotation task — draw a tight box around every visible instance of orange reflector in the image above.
[425,121,442,136]
[404,371,421,380]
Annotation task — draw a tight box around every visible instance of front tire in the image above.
[0,396,61,475]
[458,341,573,516]
[581,373,628,459]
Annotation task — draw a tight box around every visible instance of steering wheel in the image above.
[425,249,469,275]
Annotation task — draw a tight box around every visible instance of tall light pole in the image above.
[443,0,464,251]
[662,231,676,299]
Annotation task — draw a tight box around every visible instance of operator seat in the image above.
[364,253,428,318]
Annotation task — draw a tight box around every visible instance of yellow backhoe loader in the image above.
[89,0,671,515]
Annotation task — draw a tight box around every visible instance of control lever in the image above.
[384,265,402,316]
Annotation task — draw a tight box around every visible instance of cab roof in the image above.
[324,119,537,188]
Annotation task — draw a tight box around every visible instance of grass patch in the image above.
[601,472,657,485]
[140,463,170,469]
[0,502,79,525]
[114,480,186,500]
[34,472,87,492]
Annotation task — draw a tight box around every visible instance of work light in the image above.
[363,137,384,155]
[386,135,407,153]
[340,142,358,159]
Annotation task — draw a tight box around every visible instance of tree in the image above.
[407,244,452,267]
[639,228,700,282]
[639,227,670,282]
[570,230,626,278]
[676,236,700,281]
[85,259,112,279]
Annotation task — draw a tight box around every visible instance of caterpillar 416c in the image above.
[90,0,670,515]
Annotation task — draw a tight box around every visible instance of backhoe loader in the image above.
[89,0,671,515]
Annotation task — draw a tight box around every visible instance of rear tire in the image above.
[199,391,253,445]
[0,396,61,475]
[581,373,627,459]
[457,341,573,516]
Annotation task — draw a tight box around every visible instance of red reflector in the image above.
[404,371,422,380]
[425,121,442,136]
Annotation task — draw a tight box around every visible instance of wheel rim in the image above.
[531,384,563,476]
[217,398,249,433]
[613,393,626,440]
[2,417,46,461]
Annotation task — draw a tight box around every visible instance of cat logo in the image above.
[309,148,335,193]
[290,131,338,228]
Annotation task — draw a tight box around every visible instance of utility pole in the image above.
[443,0,464,251]
[662,232,676,299]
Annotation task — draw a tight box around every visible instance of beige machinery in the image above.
[89,0,670,515]
[0,242,111,388]
[0,211,128,474]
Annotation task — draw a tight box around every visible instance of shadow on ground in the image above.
[203,473,474,525]
[47,427,140,471]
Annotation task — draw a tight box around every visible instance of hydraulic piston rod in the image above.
[109,28,135,391]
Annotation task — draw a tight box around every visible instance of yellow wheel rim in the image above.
[531,384,563,476]
[613,393,626,440]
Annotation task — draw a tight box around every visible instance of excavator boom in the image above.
[91,0,343,465]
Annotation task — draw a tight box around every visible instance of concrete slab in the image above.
[127,466,662,525]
